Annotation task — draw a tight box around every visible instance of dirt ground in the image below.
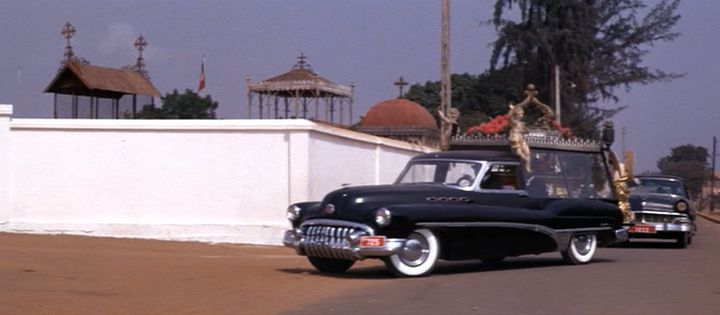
[0,232,393,315]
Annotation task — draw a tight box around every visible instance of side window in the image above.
[446,162,481,188]
[481,164,519,190]
[399,164,436,183]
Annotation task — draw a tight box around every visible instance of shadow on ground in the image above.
[278,256,616,279]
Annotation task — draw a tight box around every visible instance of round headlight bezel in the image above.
[675,201,689,212]
[286,205,301,221]
[374,207,392,227]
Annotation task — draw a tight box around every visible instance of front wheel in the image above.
[384,229,440,277]
[561,234,597,265]
[308,257,355,273]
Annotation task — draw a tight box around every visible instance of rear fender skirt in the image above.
[417,222,613,251]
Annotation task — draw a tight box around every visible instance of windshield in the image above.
[396,160,483,188]
[632,179,687,197]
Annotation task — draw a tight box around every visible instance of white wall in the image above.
[0,105,12,224]
[0,105,432,244]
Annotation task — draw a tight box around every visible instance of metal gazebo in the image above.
[246,54,354,125]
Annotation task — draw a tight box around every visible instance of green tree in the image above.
[135,89,218,119]
[491,0,681,137]
[657,144,709,197]
[405,66,524,131]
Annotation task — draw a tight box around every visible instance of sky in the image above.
[0,0,718,172]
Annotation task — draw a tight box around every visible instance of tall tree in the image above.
[491,0,681,137]
[135,89,218,119]
[657,144,708,197]
[405,66,525,131]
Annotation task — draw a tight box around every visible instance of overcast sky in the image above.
[1,0,718,172]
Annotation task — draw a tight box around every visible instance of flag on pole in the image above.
[198,56,206,92]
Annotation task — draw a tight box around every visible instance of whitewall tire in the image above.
[384,229,440,277]
[561,234,597,265]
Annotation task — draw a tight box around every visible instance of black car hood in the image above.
[629,192,684,212]
[308,184,468,222]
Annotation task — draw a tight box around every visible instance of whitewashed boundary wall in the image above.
[0,105,432,245]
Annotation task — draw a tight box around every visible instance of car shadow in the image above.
[617,240,682,249]
[277,257,615,279]
[432,257,614,275]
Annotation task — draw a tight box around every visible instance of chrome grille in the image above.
[300,225,359,260]
[636,213,676,224]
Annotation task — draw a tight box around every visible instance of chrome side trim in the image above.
[417,221,618,250]
[417,221,558,235]
[418,221,564,249]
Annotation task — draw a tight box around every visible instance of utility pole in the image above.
[621,127,627,161]
[554,65,561,125]
[439,0,451,150]
[712,136,717,212]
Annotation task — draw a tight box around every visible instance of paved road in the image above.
[287,218,720,315]
[1,218,718,314]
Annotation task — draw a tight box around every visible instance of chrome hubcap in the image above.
[399,233,430,267]
[572,235,592,255]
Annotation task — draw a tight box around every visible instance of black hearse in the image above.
[283,132,628,277]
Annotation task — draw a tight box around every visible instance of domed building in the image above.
[355,82,439,148]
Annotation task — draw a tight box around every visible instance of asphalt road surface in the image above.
[2,218,719,315]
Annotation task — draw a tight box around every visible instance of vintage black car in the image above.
[627,175,696,247]
[283,135,628,277]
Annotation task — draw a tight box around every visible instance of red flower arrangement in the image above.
[550,120,573,139]
[466,114,509,135]
[466,114,574,139]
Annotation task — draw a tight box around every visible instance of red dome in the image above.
[361,99,438,129]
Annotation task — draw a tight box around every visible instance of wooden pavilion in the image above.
[246,54,354,125]
[44,23,160,119]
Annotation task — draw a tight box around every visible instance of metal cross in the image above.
[297,53,307,69]
[134,35,147,54]
[132,35,149,77]
[61,22,76,60]
[394,76,408,98]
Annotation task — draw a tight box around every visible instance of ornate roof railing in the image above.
[450,132,603,153]
[247,80,352,97]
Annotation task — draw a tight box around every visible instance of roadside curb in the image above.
[697,212,720,224]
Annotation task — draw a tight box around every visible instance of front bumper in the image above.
[629,210,694,235]
[283,219,406,261]
[615,228,629,243]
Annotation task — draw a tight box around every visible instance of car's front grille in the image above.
[300,225,360,260]
[635,213,677,224]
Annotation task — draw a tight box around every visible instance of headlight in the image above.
[675,201,689,212]
[286,205,301,221]
[374,207,392,227]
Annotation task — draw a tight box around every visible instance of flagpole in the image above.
[198,55,206,93]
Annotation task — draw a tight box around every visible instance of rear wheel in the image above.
[307,257,355,273]
[561,234,597,265]
[384,229,440,277]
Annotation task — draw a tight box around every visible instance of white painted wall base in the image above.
[0,105,433,245]
[0,221,286,245]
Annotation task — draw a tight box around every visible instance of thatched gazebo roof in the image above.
[45,61,160,99]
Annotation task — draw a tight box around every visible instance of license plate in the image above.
[359,236,386,248]
[629,224,656,234]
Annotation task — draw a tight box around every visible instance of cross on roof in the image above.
[132,35,148,76]
[134,35,147,53]
[61,22,76,61]
[394,76,408,98]
[297,53,308,69]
